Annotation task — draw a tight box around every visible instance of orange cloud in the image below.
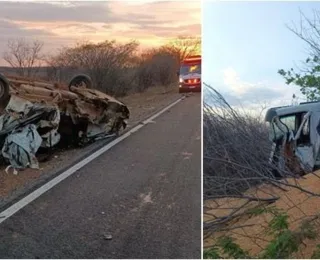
[2,1,200,48]
[0,1,200,65]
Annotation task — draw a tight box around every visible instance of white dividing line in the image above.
[0,96,185,224]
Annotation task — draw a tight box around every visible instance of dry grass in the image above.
[204,171,320,258]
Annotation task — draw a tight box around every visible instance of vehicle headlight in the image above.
[179,78,183,83]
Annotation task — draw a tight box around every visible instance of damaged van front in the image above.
[265,102,320,175]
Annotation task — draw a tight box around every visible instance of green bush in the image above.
[204,207,319,259]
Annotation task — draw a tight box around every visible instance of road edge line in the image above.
[0,96,185,224]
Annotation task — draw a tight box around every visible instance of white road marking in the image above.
[0,96,185,224]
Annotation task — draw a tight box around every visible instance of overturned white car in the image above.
[0,74,130,169]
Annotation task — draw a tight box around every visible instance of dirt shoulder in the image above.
[204,171,320,258]
[0,85,181,208]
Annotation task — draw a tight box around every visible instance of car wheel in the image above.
[68,74,93,91]
[0,74,10,107]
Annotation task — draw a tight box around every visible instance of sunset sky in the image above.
[0,0,200,65]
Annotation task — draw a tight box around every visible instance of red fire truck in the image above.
[178,55,201,93]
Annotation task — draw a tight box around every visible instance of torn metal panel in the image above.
[86,123,111,138]
[0,95,58,138]
[40,129,61,148]
[266,102,320,174]
[2,124,42,169]
[296,146,314,172]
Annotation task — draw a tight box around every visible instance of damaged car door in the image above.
[266,107,315,174]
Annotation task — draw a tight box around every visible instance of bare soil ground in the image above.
[204,171,320,258]
[0,85,181,200]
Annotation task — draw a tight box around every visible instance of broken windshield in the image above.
[269,115,296,141]
[269,121,283,141]
[279,115,296,132]
[269,113,312,143]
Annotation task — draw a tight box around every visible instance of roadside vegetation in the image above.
[1,36,201,96]
[278,9,320,102]
[203,84,320,259]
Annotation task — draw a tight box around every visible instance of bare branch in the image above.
[2,38,44,77]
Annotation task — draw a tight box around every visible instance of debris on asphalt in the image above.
[103,234,112,240]
[0,73,130,170]
[4,165,18,175]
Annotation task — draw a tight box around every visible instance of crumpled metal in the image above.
[2,124,42,169]
[0,75,130,170]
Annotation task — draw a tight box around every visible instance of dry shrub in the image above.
[204,84,281,199]
[135,50,178,92]
[47,40,139,96]
[2,36,201,97]
[203,84,320,258]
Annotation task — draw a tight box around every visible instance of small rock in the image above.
[101,211,105,215]
[103,234,112,240]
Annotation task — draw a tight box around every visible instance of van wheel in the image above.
[68,74,93,91]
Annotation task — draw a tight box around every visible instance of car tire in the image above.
[0,74,10,107]
[68,74,93,91]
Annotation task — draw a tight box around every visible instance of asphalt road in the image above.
[0,93,201,259]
